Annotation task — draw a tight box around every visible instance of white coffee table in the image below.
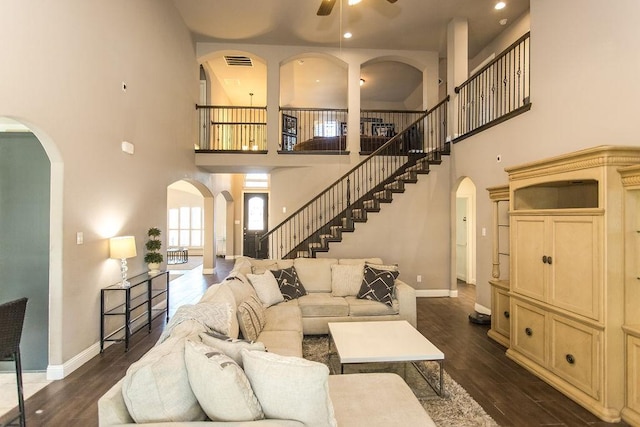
[328,320,445,396]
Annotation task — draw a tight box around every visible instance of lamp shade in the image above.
[110,236,137,259]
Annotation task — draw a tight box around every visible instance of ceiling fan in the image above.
[317,0,398,16]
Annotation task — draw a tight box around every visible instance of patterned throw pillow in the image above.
[272,267,307,301]
[185,340,264,422]
[236,295,266,341]
[356,265,399,307]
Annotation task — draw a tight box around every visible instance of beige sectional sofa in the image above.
[98,257,433,426]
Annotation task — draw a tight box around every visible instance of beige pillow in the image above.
[157,302,234,344]
[339,258,383,265]
[294,258,338,293]
[247,270,284,307]
[331,263,365,297]
[250,259,279,274]
[122,336,206,423]
[230,257,253,275]
[242,350,337,427]
[224,274,258,307]
[185,340,264,422]
[199,330,266,367]
[237,295,266,341]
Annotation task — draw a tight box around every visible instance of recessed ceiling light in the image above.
[343,32,352,39]
[495,2,506,10]
[499,18,508,25]
[348,0,362,4]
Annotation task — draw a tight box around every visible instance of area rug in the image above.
[303,335,498,427]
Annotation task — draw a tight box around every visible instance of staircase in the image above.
[259,97,450,259]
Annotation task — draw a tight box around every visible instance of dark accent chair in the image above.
[0,297,28,427]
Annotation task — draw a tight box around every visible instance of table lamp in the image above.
[109,236,137,287]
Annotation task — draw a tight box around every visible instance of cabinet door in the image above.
[512,299,546,366]
[627,334,640,416]
[494,288,511,338]
[512,216,546,301]
[548,216,601,320]
[549,314,600,399]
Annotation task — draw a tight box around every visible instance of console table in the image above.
[100,270,169,352]
[167,247,188,264]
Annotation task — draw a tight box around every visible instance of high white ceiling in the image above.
[172,0,529,56]
[175,0,529,107]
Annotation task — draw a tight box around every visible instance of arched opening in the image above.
[0,118,56,372]
[167,180,215,274]
[455,177,477,287]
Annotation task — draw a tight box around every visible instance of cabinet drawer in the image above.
[549,315,600,399]
[494,288,511,338]
[512,300,546,366]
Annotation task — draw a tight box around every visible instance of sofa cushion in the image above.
[297,293,349,317]
[230,257,253,275]
[263,304,303,334]
[357,265,399,307]
[157,302,234,344]
[121,336,206,423]
[199,331,266,368]
[345,296,399,316]
[272,266,307,301]
[241,350,337,427]
[330,263,365,297]
[237,295,266,341]
[247,270,285,307]
[185,339,264,422]
[256,330,303,358]
[294,258,338,293]
[365,262,399,272]
[276,259,294,269]
[339,257,383,265]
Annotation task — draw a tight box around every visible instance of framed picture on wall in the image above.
[372,123,395,137]
[282,114,297,135]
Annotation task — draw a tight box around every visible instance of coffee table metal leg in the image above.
[412,360,445,397]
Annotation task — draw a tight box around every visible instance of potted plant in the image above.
[144,227,163,272]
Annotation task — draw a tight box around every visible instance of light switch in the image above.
[76,232,84,245]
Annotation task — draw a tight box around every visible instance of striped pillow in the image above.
[236,295,266,341]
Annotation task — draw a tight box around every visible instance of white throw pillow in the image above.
[331,263,365,297]
[247,270,284,307]
[185,340,264,422]
[122,336,206,423]
[241,350,337,427]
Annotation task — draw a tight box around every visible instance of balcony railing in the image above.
[196,105,267,152]
[455,32,531,142]
[278,108,425,154]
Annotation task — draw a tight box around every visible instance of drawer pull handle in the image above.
[542,255,547,264]
[525,327,533,336]
[547,256,552,265]
[566,354,575,364]
[504,311,510,319]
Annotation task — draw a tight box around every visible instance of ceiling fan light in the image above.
[495,2,506,10]
[348,0,362,5]
[343,32,353,39]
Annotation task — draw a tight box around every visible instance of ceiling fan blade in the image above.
[317,0,337,16]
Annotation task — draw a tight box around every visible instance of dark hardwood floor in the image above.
[1,260,630,426]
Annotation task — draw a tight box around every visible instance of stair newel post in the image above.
[346,175,352,223]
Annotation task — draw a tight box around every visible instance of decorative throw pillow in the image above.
[330,263,365,297]
[122,336,206,423]
[184,340,264,422]
[247,270,284,307]
[237,295,266,341]
[356,265,400,307]
[272,266,307,301]
[157,302,234,344]
[199,330,266,367]
[241,350,337,427]
[365,262,399,272]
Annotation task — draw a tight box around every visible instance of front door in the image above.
[243,193,268,258]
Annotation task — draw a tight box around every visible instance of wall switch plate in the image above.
[481,227,487,236]
[417,275,422,283]
[76,232,83,245]
[121,141,134,154]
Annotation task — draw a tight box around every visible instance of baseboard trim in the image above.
[47,341,101,380]
[475,302,491,315]
[416,289,457,298]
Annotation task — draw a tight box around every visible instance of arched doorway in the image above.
[167,180,215,274]
[0,118,56,371]
[455,177,477,285]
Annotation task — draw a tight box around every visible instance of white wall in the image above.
[452,0,640,310]
[0,0,207,376]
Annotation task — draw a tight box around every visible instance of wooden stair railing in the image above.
[259,97,450,259]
